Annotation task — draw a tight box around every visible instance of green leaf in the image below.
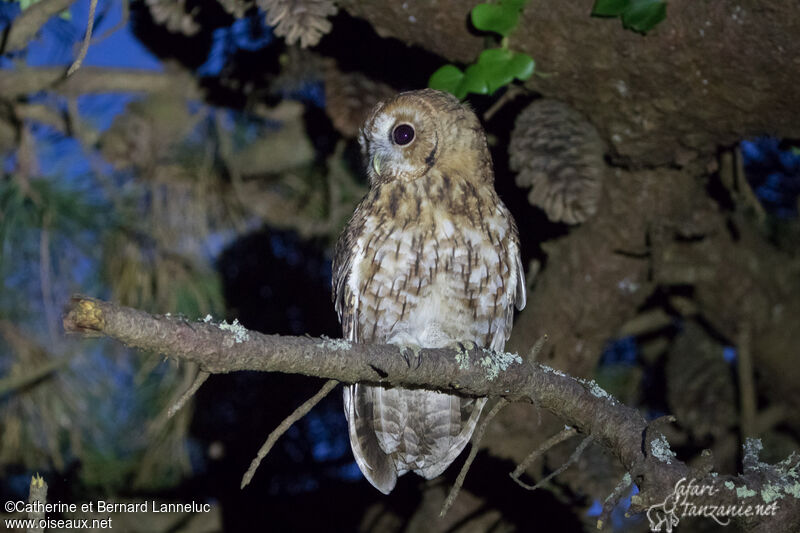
[592,0,630,16]
[471,0,530,37]
[622,0,666,33]
[429,48,535,99]
[791,146,800,156]
[428,64,465,97]
[507,51,535,80]
[475,48,535,94]
[429,63,490,99]
[461,64,490,97]
[471,3,519,37]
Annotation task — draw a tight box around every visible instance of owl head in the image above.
[358,89,491,186]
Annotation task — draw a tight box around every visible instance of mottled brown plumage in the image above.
[332,89,526,493]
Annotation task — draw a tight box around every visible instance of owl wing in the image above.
[342,383,398,493]
[332,201,399,494]
[331,206,359,342]
[507,226,527,342]
[490,206,527,353]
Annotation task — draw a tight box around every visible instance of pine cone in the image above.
[324,64,395,138]
[509,99,605,224]
[218,0,253,18]
[258,0,337,48]
[145,0,200,35]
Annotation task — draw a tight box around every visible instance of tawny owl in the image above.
[332,89,526,494]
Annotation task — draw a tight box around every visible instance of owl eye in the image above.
[392,124,415,146]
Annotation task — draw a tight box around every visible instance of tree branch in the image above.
[2,0,77,54]
[27,474,48,533]
[62,295,800,529]
[0,67,201,99]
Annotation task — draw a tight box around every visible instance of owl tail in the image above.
[343,383,398,494]
[344,383,487,494]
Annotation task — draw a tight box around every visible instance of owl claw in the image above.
[399,346,423,369]
[400,348,411,367]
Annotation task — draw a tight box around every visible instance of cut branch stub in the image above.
[62,297,106,336]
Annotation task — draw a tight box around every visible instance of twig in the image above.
[719,147,767,225]
[617,309,673,338]
[28,473,48,533]
[17,103,70,134]
[512,436,592,491]
[528,333,549,361]
[440,398,508,517]
[738,324,756,440]
[510,425,577,481]
[65,97,127,215]
[167,370,210,419]
[240,379,338,489]
[0,320,77,396]
[718,149,735,191]
[596,472,633,531]
[91,0,129,46]
[734,146,767,226]
[483,86,524,122]
[0,356,73,396]
[17,121,39,180]
[67,0,99,76]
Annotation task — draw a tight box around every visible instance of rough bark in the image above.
[340,0,800,166]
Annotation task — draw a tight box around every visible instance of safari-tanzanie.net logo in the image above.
[646,477,779,532]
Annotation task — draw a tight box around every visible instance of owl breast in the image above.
[349,175,515,351]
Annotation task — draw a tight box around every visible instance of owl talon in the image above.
[399,345,423,369]
[400,347,412,368]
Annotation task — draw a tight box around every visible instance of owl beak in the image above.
[372,155,381,177]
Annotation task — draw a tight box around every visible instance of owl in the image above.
[332,89,526,494]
